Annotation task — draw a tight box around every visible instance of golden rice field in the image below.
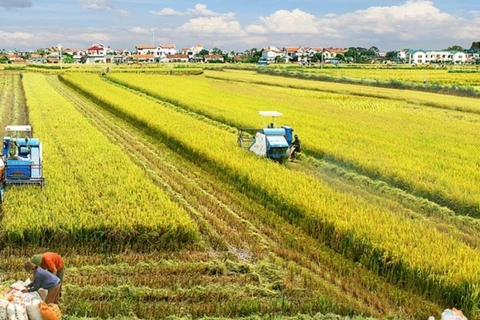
[60,72,480,314]
[278,65,480,90]
[1,72,199,250]
[265,64,480,90]
[1,68,480,319]
[106,70,480,218]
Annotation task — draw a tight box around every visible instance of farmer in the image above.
[22,260,61,304]
[289,134,301,161]
[31,252,65,297]
[8,141,17,158]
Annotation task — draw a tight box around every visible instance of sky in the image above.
[0,0,479,52]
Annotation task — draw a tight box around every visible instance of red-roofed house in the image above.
[130,54,155,63]
[323,47,348,59]
[136,45,156,55]
[305,47,323,55]
[181,44,204,60]
[204,54,224,63]
[283,46,306,62]
[88,45,106,55]
[87,44,108,63]
[157,44,177,61]
[166,54,189,63]
[7,54,25,63]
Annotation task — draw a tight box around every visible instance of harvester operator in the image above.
[8,140,18,158]
[289,134,301,161]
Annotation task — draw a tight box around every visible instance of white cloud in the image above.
[130,27,151,34]
[187,3,234,18]
[246,9,318,34]
[118,9,130,17]
[150,8,184,16]
[0,30,32,40]
[244,1,480,49]
[150,3,235,18]
[0,0,32,9]
[3,0,480,52]
[80,0,112,11]
[0,30,33,49]
[178,16,245,36]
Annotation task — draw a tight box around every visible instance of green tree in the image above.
[344,47,360,63]
[20,52,31,60]
[274,55,285,63]
[0,55,8,64]
[211,47,222,55]
[62,54,73,63]
[243,48,263,63]
[36,48,48,57]
[198,49,209,56]
[335,53,345,61]
[469,42,480,51]
[368,46,380,55]
[80,54,88,64]
[445,45,464,51]
[385,51,399,61]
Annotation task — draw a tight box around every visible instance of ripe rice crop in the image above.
[0,73,199,251]
[107,71,480,218]
[303,67,480,89]
[61,73,480,316]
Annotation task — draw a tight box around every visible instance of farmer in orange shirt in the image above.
[31,252,65,297]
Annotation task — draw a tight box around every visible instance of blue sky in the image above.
[1,0,479,52]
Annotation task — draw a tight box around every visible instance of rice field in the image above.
[0,67,479,319]
[272,65,480,90]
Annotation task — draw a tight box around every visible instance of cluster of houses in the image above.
[2,43,479,65]
[399,49,479,65]
[3,43,226,64]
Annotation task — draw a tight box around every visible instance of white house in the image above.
[452,51,466,64]
[157,44,177,60]
[64,49,86,63]
[406,49,467,65]
[408,50,427,64]
[86,45,108,63]
[182,44,204,60]
[261,46,283,62]
[283,46,305,62]
[136,45,156,55]
[466,52,480,63]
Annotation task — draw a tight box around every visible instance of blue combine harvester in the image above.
[0,125,45,203]
[237,111,294,162]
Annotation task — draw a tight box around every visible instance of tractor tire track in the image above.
[0,72,28,127]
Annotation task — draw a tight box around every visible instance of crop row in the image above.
[0,73,198,250]
[60,73,480,317]
[302,67,480,88]
[207,70,480,114]
[106,71,480,218]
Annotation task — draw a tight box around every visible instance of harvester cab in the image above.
[237,111,294,161]
[0,125,45,201]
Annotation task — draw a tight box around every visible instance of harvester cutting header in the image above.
[237,111,300,162]
[0,125,45,203]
